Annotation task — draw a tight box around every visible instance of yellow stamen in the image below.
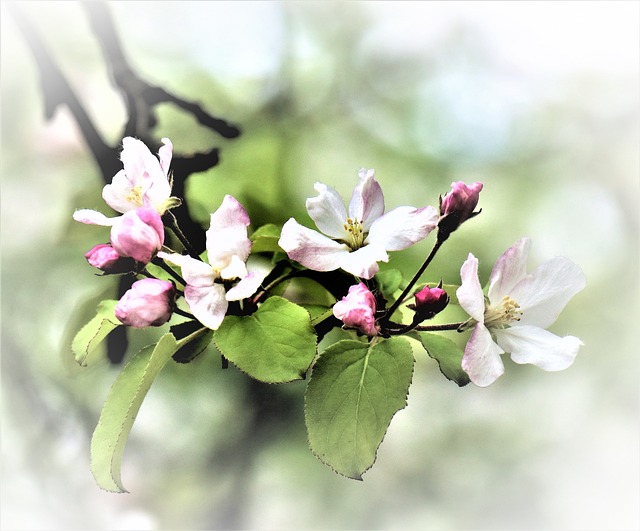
[126,184,144,207]
[342,218,366,249]
[484,295,522,329]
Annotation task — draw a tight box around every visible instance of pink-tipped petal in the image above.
[72,209,118,226]
[456,253,486,323]
[338,243,388,279]
[158,252,217,288]
[496,325,582,371]
[158,137,173,176]
[184,284,228,331]
[226,269,268,301]
[366,205,438,252]
[487,238,531,303]
[349,169,385,231]
[206,195,252,268]
[279,218,350,272]
[306,183,349,239]
[462,323,505,387]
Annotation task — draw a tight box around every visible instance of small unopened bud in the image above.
[333,283,379,336]
[409,284,449,322]
[115,278,175,328]
[84,244,135,273]
[110,208,164,264]
[438,181,483,240]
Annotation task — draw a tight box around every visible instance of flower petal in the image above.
[279,218,350,272]
[338,243,388,279]
[366,205,438,251]
[206,195,252,269]
[487,238,530,303]
[184,284,228,330]
[226,269,268,301]
[72,209,118,226]
[306,182,348,239]
[158,137,173,176]
[102,170,139,213]
[348,169,385,231]
[456,253,485,322]
[495,325,582,371]
[510,256,586,329]
[158,252,216,288]
[462,323,505,387]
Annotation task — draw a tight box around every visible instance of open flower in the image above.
[159,195,266,330]
[456,238,586,387]
[102,137,180,215]
[279,169,438,279]
[333,283,379,336]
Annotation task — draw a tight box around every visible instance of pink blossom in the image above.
[412,285,449,319]
[438,181,483,238]
[279,169,438,279]
[457,238,586,387]
[333,283,379,336]
[115,279,175,328]
[159,195,267,330]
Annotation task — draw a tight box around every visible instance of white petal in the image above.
[306,182,348,239]
[72,209,118,226]
[220,254,248,280]
[102,170,138,213]
[184,284,228,330]
[348,169,385,231]
[158,137,173,176]
[366,205,438,252]
[338,243,388,279]
[158,252,216,287]
[488,238,530,303]
[456,253,485,322]
[462,323,505,387]
[496,325,582,371]
[279,218,350,272]
[206,195,252,268]
[120,137,170,210]
[226,269,268,301]
[510,256,586,329]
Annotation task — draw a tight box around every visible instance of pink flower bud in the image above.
[440,181,483,220]
[85,244,121,271]
[333,283,379,336]
[110,208,164,264]
[115,278,175,328]
[412,285,449,320]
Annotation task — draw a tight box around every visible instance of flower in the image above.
[438,181,483,239]
[333,283,379,336]
[115,278,175,328]
[456,238,586,387]
[159,195,267,330]
[278,169,438,279]
[102,137,180,215]
[74,207,164,264]
[410,284,449,321]
[85,244,121,271]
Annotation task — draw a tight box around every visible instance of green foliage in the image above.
[250,223,283,253]
[170,320,214,363]
[375,269,404,297]
[214,296,317,383]
[418,332,469,386]
[304,337,414,479]
[71,300,120,367]
[90,333,180,493]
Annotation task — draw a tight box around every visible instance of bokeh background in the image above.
[1,1,638,529]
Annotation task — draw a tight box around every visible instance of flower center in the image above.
[484,295,522,329]
[343,218,366,249]
[127,185,144,207]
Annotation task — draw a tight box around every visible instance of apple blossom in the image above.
[333,282,379,336]
[85,244,121,271]
[159,195,267,330]
[279,169,438,279]
[73,207,164,264]
[115,278,175,328]
[410,284,449,321]
[456,238,586,387]
[103,137,180,215]
[438,181,483,240]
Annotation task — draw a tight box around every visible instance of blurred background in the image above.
[1,1,638,529]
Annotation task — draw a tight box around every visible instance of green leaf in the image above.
[250,223,282,253]
[418,332,469,386]
[375,269,404,297]
[305,337,414,479]
[214,296,317,383]
[90,332,182,493]
[71,300,120,367]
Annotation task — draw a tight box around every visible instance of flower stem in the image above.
[164,211,200,259]
[151,257,186,286]
[382,238,444,323]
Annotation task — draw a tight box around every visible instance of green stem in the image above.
[165,211,200,259]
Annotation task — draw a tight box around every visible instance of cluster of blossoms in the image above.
[74,137,585,388]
